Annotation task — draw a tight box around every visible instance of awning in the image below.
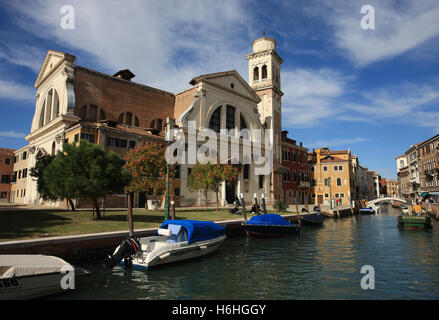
[420,192,429,197]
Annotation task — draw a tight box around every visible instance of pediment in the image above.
[190,70,260,103]
[34,50,76,88]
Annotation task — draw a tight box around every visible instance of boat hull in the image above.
[300,213,325,226]
[243,224,300,237]
[360,208,376,215]
[0,272,66,300]
[123,235,227,269]
[398,215,432,230]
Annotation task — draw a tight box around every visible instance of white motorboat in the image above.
[105,220,227,270]
[0,255,88,300]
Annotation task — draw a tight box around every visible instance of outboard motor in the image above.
[104,237,140,268]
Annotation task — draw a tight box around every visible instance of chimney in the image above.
[113,69,135,81]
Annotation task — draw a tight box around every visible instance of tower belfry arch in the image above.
[246,37,284,200]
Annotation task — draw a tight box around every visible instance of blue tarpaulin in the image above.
[245,214,293,226]
[157,220,226,244]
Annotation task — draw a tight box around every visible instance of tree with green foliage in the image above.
[188,163,239,210]
[124,141,168,207]
[44,140,131,219]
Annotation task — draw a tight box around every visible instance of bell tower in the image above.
[246,37,283,201]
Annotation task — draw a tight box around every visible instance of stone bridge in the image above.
[367,197,406,206]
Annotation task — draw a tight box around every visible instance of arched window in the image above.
[239,114,248,139]
[261,65,267,79]
[253,67,259,81]
[208,107,221,133]
[38,88,60,128]
[156,119,163,131]
[226,105,235,131]
[51,141,56,156]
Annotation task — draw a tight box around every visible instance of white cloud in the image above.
[0,43,44,73]
[6,0,253,93]
[282,68,348,127]
[308,136,368,149]
[0,131,26,138]
[314,0,439,67]
[346,82,439,129]
[0,80,35,101]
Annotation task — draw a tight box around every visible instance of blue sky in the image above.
[1,0,439,179]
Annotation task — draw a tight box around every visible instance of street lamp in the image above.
[164,117,175,221]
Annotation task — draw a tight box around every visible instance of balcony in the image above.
[299,181,310,188]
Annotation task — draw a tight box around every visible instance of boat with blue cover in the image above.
[300,212,325,226]
[105,220,226,270]
[242,214,300,237]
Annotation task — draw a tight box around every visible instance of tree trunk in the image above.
[94,199,102,219]
[216,190,219,211]
[69,199,75,211]
[205,189,208,210]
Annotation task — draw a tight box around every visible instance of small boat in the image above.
[242,214,300,237]
[398,214,432,230]
[300,212,325,226]
[105,220,226,270]
[360,207,376,215]
[0,255,89,300]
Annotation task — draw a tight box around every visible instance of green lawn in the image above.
[0,207,252,242]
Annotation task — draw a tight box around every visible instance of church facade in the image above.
[10,37,285,208]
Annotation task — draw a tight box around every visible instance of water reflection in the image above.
[54,205,439,300]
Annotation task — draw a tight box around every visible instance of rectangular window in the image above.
[174,165,180,179]
[129,140,136,149]
[81,133,95,143]
[11,171,17,183]
[0,192,7,199]
[340,193,344,198]
[339,165,342,171]
[325,193,329,198]
[323,166,327,171]
[18,170,22,179]
[108,137,122,147]
[1,175,10,184]
[4,158,11,165]
[22,152,27,160]
[174,188,180,196]
[259,175,264,189]
[22,168,28,178]
[74,133,79,143]
[120,139,128,148]
[337,178,342,186]
[243,164,250,180]
[334,166,338,171]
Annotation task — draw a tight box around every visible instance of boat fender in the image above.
[159,252,170,260]
[199,245,208,250]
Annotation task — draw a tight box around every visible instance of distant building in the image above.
[352,155,368,200]
[417,134,439,196]
[405,143,421,201]
[0,148,15,202]
[309,148,354,206]
[385,179,399,197]
[396,155,410,199]
[281,131,310,205]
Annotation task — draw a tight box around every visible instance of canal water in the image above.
[54,205,439,300]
